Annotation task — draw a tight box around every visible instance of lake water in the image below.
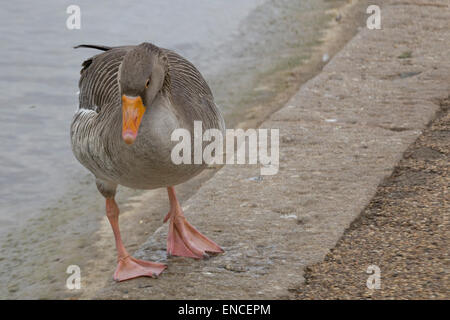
[0,0,269,233]
[0,0,338,298]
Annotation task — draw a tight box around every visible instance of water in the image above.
[0,0,267,231]
[0,0,339,298]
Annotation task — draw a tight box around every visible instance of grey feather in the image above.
[70,42,225,196]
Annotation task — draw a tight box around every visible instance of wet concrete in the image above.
[0,0,348,300]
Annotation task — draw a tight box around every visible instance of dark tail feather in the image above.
[74,44,112,51]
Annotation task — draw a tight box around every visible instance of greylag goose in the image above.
[71,42,224,281]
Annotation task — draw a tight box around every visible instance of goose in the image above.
[70,42,224,282]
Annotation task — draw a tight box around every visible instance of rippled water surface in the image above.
[0,0,268,231]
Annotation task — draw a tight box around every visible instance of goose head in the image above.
[119,43,168,145]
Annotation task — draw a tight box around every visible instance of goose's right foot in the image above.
[106,198,167,282]
[113,255,166,282]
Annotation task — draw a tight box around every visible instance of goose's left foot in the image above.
[164,187,224,259]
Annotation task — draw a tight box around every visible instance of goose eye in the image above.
[145,79,150,88]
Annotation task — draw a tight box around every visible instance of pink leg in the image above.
[164,187,224,259]
[106,198,167,281]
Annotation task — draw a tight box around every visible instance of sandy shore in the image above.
[77,0,448,299]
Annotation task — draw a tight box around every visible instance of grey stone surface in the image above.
[96,0,450,299]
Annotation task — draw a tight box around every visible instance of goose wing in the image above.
[163,49,223,130]
[77,46,133,112]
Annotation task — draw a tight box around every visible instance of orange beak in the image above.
[121,95,146,145]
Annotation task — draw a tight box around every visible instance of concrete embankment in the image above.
[92,0,449,299]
